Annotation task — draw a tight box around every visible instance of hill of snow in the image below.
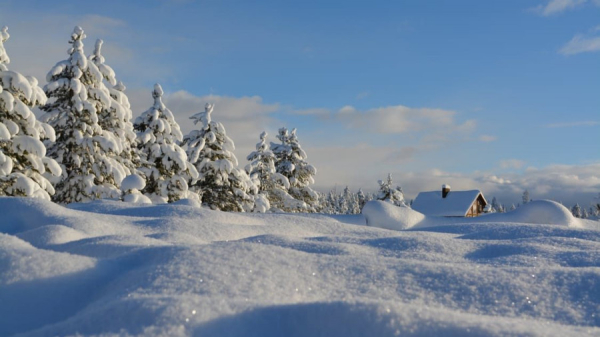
[1,197,599,336]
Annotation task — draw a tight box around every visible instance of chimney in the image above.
[442,184,451,198]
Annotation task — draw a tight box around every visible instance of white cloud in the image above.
[305,104,476,138]
[532,0,598,16]
[559,30,600,55]
[535,0,585,16]
[396,163,600,206]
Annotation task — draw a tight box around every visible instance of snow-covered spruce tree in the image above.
[40,27,128,203]
[491,197,505,213]
[0,26,62,200]
[357,188,367,211]
[134,84,198,203]
[271,127,319,212]
[89,39,140,175]
[245,131,304,212]
[522,190,530,205]
[376,173,407,207]
[182,103,255,211]
[571,203,582,218]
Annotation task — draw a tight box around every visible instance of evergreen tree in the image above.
[271,127,319,212]
[0,26,62,200]
[571,203,582,218]
[509,204,516,211]
[491,197,505,213]
[134,83,198,203]
[522,190,530,205]
[182,103,256,211]
[376,173,407,207]
[357,188,367,211]
[581,207,589,219]
[322,190,337,214]
[245,131,303,212]
[40,26,126,203]
[89,39,140,175]
[338,186,351,214]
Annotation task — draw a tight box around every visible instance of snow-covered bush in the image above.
[134,84,198,203]
[271,127,319,212]
[376,173,407,207]
[182,103,256,211]
[40,26,128,203]
[0,26,62,200]
[120,174,151,204]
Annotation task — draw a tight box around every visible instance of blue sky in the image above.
[1,0,599,206]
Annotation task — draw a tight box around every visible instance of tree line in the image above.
[0,26,320,212]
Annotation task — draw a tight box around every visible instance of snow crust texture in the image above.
[0,197,599,336]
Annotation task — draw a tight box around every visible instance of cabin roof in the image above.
[411,190,486,217]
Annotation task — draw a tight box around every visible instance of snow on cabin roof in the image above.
[411,190,485,217]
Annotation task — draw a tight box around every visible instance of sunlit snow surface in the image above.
[0,197,599,337]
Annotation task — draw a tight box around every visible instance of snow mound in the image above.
[16,224,89,247]
[490,200,579,227]
[121,174,145,191]
[0,234,96,285]
[171,197,202,207]
[1,197,599,336]
[363,200,425,230]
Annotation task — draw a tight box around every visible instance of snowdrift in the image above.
[363,200,425,230]
[1,196,599,336]
[364,199,584,231]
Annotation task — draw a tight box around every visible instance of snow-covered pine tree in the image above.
[134,83,198,203]
[581,207,589,219]
[357,188,367,211]
[322,190,336,214]
[182,103,255,211]
[0,26,62,200]
[40,26,127,203]
[491,197,504,213]
[571,203,582,218]
[348,191,361,214]
[337,186,351,214]
[376,173,407,207]
[245,131,304,212]
[89,39,140,175]
[522,190,530,205]
[271,127,319,212]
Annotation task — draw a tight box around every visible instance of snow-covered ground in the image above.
[1,197,599,337]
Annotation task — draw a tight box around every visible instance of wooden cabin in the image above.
[411,185,488,217]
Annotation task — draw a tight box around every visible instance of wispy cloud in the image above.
[559,28,600,55]
[299,104,475,136]
[545,121,600,128]
[532,0,597,16]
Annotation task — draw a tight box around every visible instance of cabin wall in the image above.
[466,198,486,217]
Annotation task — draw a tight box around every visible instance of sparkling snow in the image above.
[0,197,599,336]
